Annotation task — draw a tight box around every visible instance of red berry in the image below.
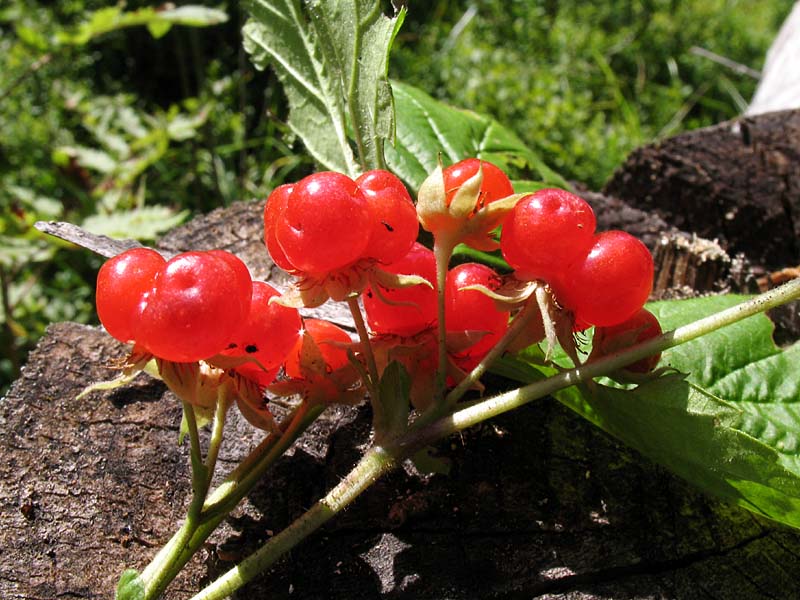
[355,170,419,264]
[556,231,654,327]
[263,184,297,273]
[284,319,353,378]
[501,188,596,282]
[138,251,253,362]
[96,248,165,343]
[443,158,513,210]
[222,281,302,385]
[273,171,371,274]
[446,263,509,371]
[593,308,663,373]
[363,242,437,336]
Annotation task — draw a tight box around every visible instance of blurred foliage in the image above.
[0,0,791,394]
[392,0,792,188]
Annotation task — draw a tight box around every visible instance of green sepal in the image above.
[115,569,145,600]
[411,446,451,476]
[374,360,411,441]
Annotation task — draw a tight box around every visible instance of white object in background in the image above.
[747,2,800,115]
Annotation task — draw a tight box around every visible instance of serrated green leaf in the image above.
[54,145,117,174]
[243,0,358,175]
[386,81,568,191]
[81,206,188,241]
[375,360,410,441]
[501,294,800,528]
[115,569,145,600]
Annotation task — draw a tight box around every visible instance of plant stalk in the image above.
[188,277,800,600]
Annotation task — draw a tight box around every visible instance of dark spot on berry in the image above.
[226,343,238,350]
[366,290,373,298]
[245,345,258,354]
[381,220,394,232]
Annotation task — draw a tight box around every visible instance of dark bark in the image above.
[3,109,800,599]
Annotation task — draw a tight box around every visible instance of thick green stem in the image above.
[139,402,324,599]
[189,278,800,600]
[142,402,208,599]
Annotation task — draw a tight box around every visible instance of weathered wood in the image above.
[603,110,800,271]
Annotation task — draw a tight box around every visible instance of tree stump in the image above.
[2,109,800,599]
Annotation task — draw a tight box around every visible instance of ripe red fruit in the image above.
[443,158,514,210]
[96,248,166,343]
[362,242,437,336]
[138,250,253,362]
[284,319,353,379]
[556,231,654,327]
[273,171,371,274]
[446,263,510,371]
[222,281,302,386]
[501,188,596,282]
[593,308,663,373]
[263,184,297,273]
[355,170,419,265]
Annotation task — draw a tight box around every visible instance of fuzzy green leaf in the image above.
[500,294,800,528]
[243,0,404,175]
[386,81,568,191]
[115,569,144,600]
[375,360,411,440]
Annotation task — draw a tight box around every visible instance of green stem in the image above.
[432,236,457,401]
[140,402,324,599]
[142,403,208,599]
[189,277,800,600]
[347,296,381,403]
[445,298,540,405]
[204,388,231,488]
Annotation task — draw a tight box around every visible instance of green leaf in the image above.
[386,81,569,191]
[411,446,451,476]
[375,360,411,440]
[58,5,228,46]
[306,0,405,170]
[115,569,145,600]
[501,294,800,529]
[81,206,189,242]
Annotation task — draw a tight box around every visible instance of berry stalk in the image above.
[189,268,800,600]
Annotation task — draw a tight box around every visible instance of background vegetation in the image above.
[0,0,792,394]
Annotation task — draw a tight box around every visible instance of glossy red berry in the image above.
[96,248,166,343]
[593,308,663,373]
[355,170,419,265]
[263,184,297,273]
[556,231,654,327]
[363,242,437,336]
[284,319,353,379]
[138,250,253,362]
[222,281,302,386]
[446,263,509,371]
[443,158,514,210]
[501,188,596,282]
[273,171,371,274]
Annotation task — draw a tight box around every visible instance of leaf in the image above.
[115,569,144,600]
[385,81,569,191]
[375,360,411,440]
[306,0,406,170]
[243,0,353,174]
[501,294,800,529]
[81,207,189,242]
[53,145,117,174]
[411,446,452,476]
[58,5,228,46]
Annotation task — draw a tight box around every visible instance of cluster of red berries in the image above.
[95,158,663,415]
[95,247,354,392]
